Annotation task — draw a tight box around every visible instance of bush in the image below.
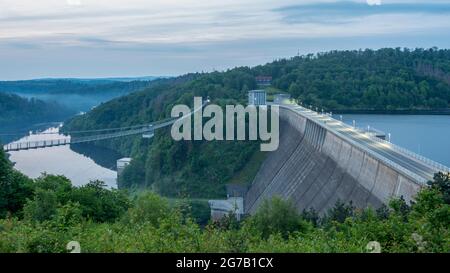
[428,172,450,204]
[23,188,58,222]
[70,180,131,223]
[123,192,170,226]
[0,148,34,218]
[246,196,310,239]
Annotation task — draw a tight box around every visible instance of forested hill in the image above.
[264,47,450,110]
[0,77,172,113]
[64,48,450,198]
[0,93,74,130]
[0,78,157,96]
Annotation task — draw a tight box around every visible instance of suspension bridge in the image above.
[2,100,208,152]
[3,96,450,215]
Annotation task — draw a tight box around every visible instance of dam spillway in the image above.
[245,103,449,215]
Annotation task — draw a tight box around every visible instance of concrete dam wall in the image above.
[245,107,423,215]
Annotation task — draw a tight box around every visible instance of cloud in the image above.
[3,1,450,46]
[1,0,450,79]
[276,2,450,24]
[66,0,82,6]
[367,0,382,6]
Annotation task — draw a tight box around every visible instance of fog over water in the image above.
[7,127,120,188]
[4,114,450,189]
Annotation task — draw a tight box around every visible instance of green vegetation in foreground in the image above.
[63,48,450,199]
[0,148,449,253]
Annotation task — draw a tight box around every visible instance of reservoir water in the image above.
[3,114,450,188]
[6,127,122,188]
[340,114,450,167]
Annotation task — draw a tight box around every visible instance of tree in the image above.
[247,196,309,239]
[23,188,58,222]
[301,208,320,227]
[428,172,450,204]
[389,196,411,221]
[0,147,34,218]
[288,82,301,97]
[34,174,72,204]
[323,200,355,224]
[122,192,170,226]
[118,159,145,189]
[70,180,130,222]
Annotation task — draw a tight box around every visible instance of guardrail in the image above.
[3,100,209,152]
[280,104,432,185]
[364,127,450,174]
[319,111,450,174]
[71,126,154,143]
[3,138,70,152]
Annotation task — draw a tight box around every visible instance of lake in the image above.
[6,127,122,188]
[340,114,450,167]
[4,114,450,189]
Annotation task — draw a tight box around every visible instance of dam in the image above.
[245,102,450,215]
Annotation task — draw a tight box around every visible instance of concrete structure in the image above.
[274,94,291,105]
[255,76,272,86]
[8,95,448,218]
[367,127,386,140]
[209,197,244,221]
[245,103,450,215]
[142,131,154,138]
[226,184,248,198]
[117,158,132,176]
[248,90,267,106]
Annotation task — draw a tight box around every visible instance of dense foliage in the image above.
[0,147,34,218]
[64,72,262,198]
[0,79,156,96]
[64,48,450,197]
[0,92,73,129]
[0,147,449,253]
[261,48,450,110]
[0,78,168,115]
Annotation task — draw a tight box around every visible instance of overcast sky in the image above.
[1,0,450,80]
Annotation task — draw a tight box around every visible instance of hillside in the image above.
[263,48,450,110]
[0,93,74,133]
[0,78,158,95]
[64,48,450,198]
[0,78,170,113]
[64,72,261,198]
[1,146,448,253]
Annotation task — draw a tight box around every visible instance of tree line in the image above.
[0,92,74,131]
[63,48,450,198]
[0,147,449,253]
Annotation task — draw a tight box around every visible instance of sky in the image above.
[1,0,450,80]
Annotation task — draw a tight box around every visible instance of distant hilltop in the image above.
[23,76,172,83]
[0,76,172,96]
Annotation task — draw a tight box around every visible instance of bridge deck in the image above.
[282,103,449,183]
[3,100,208,152]
[4,99,448,184]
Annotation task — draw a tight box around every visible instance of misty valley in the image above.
[1,48,449,256]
